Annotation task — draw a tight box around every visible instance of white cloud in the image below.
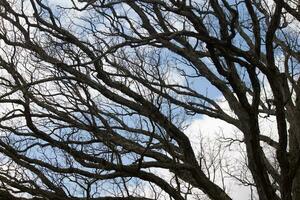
[165,68,186,85]
[183,97,278,199]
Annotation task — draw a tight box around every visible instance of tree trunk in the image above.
[289,124,300,200]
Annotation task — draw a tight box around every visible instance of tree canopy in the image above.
[0,0,299,200]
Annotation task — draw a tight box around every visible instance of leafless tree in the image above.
[0,0,299,200]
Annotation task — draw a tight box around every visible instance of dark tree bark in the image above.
[0,0,299,199]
